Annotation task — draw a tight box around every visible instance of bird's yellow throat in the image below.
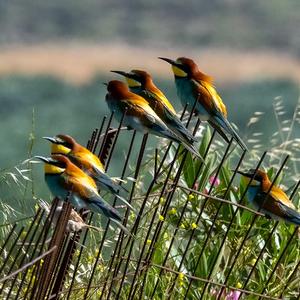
[44,163,65,174]
[51,143,71,155]
[126,77,141,88]
[172,65,187,77]
[242,176,260,186]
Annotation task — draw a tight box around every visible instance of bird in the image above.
[105,80,204,160]
[38,199,102,233]
[237,168,300,225]
[35,154,129,233]
[111,69,197,144]
[43,134,133,210]
[159,56,247,151]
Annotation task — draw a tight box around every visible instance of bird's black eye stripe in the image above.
[134,75,142,82]
[52,161,66,168]
[254,174,262,181]
[54,140,73,149]
[175,63,188,74]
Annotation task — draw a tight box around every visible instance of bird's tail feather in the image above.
[97,173,119,194]
[89,196,132,234]
[85,224,102,231]
[208,119,230,143]
[115,194,136,212]
[151,123,204,161]
[89,197,122,222]
[152,124,180,143]
[110,218,132,235]
[181,141,205,162]
[279,203,300,226]
[214,116,248,151]
[170,123,197,144]
[165,109,197,143]
[170,126,204,161]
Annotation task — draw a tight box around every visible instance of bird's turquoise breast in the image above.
[246,185,260,209]
[45,174,88,209]
[175,78,209,120]
[130,86,142,94]
[106,99,124,123]
[175,78,194,108]
[45,174,69,199]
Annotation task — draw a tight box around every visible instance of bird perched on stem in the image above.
[159,56,247,151]
[105,80,203,160]
[237,168,300,225]
[111,69,197,144]
[38,199,102,233]
[35,154,129,233]
[43,134,132,210]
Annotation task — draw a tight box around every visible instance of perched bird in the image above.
[159,56,247,151]
[38,199,102,233]
[35,154,129,233]
[43,134,132,209]
[105,80,203,160]
[237,169,300,225]
[111,69,196,144]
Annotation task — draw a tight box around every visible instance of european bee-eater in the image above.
[237,169,300,225]
[111,69,196,144]
[105,80,203,160]
[35,154,128,232]
[43,134,132,209]
[159,56,247,151]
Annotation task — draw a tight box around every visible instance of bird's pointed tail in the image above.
[89,196,132,234]
[109,218,132,235]
[212,116,248,151]
[89,197,122,222]
[115,194,136,213]
[181,140,205,162]
[279,203,300,226]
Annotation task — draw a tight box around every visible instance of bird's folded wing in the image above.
[164,107,197,142]
[258,194,290,218]
[268,186,295,209]
[191,79,227,117]
[259,188,296,218]
[66,174,98,198]
[146,88,176,114]
[74,151,105,172]
[277,202,300,221]
[122,98,164,127]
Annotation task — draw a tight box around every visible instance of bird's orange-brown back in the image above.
[258,170,294,208]
[132,70,176,114]
[51,154,98,192]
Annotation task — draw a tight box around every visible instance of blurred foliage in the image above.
[0,1,299,54]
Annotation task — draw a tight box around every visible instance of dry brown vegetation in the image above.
[0,43,300,85]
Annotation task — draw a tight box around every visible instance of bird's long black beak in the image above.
[34,155,57,164]
[158,57,177,66]
[43,136,59,143]
[111,70,131,77]
[236,169,254,178]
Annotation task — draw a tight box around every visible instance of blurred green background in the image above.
[0,0,300,201]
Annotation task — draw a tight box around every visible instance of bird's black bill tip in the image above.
[103,82,108,87]
[34,155,59,165]
[34,155,50,163]
[158,57,176,65]
[42,136,57,143]
[236,169,254,178]
[110,70,128,77]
